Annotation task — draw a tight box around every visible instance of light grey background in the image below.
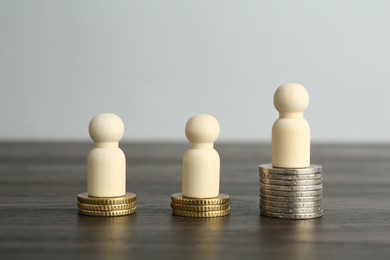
[0,0,389,142]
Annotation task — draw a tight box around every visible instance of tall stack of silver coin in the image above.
[259,164,323,219]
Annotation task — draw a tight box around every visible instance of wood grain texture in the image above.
[1,142,390,259]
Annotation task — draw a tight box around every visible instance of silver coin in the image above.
[259,172,322,180]
[260,210,323,219]
[259,164,322,175]
[260,183,323,192]
[260,188,322,197]
[260,193,322,202]
[260,198,322,208]
[260,204,322,214]
[260,178,322,186]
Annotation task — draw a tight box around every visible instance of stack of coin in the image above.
[259,164,323,219]
[171,193,230,218]
[77,192,136,217]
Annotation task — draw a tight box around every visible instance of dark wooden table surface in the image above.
[1,142,390,259]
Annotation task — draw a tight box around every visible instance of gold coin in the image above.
[171,202,229,212]
[172,208,230,218]
[171,193,230,205]
[77,192,136,205]
[77,202,136,211]
[78,207,136,217]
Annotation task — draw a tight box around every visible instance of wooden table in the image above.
[1,142,390,259]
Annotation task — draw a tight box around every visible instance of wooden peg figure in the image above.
[182,114,220,198]
[87,113,126,197]
[272,83,310,168]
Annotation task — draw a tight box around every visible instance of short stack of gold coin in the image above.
[77,192,136,217]
[171,193,230,218]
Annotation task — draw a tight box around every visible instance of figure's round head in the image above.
[274,83,309,113]
[89,113,124,143]
[185,114,220,143]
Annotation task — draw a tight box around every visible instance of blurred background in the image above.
[0,0,389,142]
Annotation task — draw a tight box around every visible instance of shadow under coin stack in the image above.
[171,193,230,218]
[77,192,137,217]
[259,164,323,219]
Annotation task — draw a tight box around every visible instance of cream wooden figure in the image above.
[182,114,220,198]
[87,113,126,197]
[272,83,310,168]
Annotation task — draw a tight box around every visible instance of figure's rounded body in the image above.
[272,118,310,168]
[87,147,126,197]
[182,148,220,198]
